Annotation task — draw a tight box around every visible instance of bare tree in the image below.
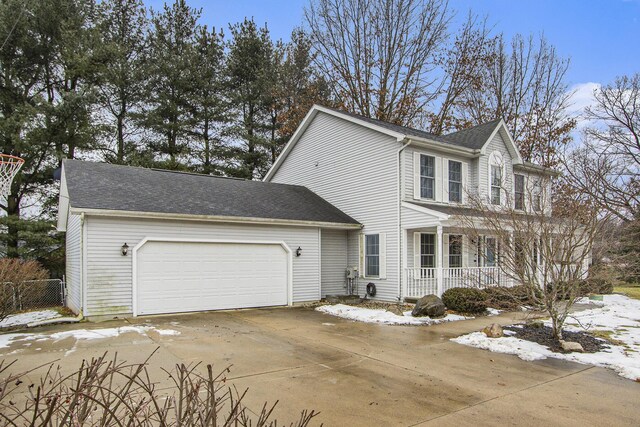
[457,34,575,167]
[456,174,603,340]
[305,0,451,126]
[563,73,640,223]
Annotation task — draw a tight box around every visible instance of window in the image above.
[448,160,462,203]
[365,234,380,277]
[533,180,542,212]
[420,155,435,199]
[514,174,525,210]
[420,234,435,268]
[486,237,497,267]
[491,165,501,205]
[449,235,462,268]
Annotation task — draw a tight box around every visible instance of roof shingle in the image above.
[63,160,360,225]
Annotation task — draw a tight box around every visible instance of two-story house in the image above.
[265,105,556,301]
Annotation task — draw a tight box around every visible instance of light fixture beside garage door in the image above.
[121,243,129,256]
[296,246,302,257]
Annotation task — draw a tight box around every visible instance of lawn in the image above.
[614,286,640,300]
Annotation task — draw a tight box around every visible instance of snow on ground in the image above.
[0,310,62,328]
[0,325,181,351]
[316,304,471,325]
[452,294,640,381]
[486,308,502,316]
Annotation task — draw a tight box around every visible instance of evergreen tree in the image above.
[140,0,200,169]
[226,19,274,179]
[95,0,149,165]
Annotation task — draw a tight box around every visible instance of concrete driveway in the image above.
[1,307,639,426]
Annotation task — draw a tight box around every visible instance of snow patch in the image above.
[452,294,640,381]
[0,310,62,328]
[316,304,471,325]
[0,326,181,350]
[486,308,502,316]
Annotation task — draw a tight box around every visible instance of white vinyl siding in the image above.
[65,213,82,313]
[84,216,320,317]
[321,229,348,297]
[269,111,399,301]
[479,132,513,202]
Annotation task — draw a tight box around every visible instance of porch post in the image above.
[436,225,443,296]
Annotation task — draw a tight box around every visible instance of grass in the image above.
[614,285,640,300]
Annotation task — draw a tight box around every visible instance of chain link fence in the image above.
[0,279,66,313]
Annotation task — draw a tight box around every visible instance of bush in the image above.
[0,258,49,321]
[0,353,318,426]
[442,287,488,314]
[587,277,614,294]
[484,285,540,310]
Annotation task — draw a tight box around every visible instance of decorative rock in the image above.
[411,295,446,318]
[482,323,503,338]
[386,305,405,316]
[560,340,584,352]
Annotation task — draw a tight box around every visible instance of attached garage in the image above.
[57,160,360,319]
[135,239,290,316]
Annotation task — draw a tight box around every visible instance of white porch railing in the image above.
[406,268,437,298]
[405,267,517,298]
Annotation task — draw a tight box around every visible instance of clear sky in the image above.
[147,0,639,87]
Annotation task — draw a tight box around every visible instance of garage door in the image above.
[136,240,288,315]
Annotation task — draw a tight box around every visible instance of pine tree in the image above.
[95,0,149,165]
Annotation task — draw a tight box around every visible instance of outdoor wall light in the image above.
[296,246,302,257]
[121,242,129,256]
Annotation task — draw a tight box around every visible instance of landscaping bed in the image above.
[503,324,607,353]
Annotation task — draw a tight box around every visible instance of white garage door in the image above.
[136,240,288,315]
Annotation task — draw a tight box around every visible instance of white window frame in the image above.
[514,173,525,210]
[364,234,380,277]
[448,234,463,268]
[488,151,504,206]
[420,154,436,200]
[448,160,462,203]
[360,233,387,279]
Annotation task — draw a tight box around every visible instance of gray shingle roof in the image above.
[441,119,502,150]
[63,160,360,225]
[322,106,502,150]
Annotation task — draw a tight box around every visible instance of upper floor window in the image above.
[420,155,435,199]
[533,179,542,212]
[365,234,380,277]
[490,165,501,205]
[449,234,463,268]
[448,160,462,203]
[514,174,525,210]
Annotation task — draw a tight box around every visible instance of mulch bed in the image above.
[504,324,609,353]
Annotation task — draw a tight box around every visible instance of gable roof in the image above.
[441,119,503,150]
[264,105,527,181]
[58,160,360,229]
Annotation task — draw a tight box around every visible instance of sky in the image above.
[147,0,639,125]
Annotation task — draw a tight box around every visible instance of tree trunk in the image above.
[6,193,20,259]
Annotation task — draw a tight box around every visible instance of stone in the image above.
[482,323,503,338]
[386,305,405,316]
[411,295,446,318]
[560,340,584,352]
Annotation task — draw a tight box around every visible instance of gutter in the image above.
[68,207,363,230]
[397,138,412,301]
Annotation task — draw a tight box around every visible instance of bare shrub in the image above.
[0,351,319,426]
[0,258,49,322]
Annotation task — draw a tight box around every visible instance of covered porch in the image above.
[403,225,517,299]
[400,202,517,299]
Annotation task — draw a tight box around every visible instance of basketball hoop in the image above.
[0,154,24,200]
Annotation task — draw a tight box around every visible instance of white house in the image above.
[264,105,557,302]
[57,105,557,319]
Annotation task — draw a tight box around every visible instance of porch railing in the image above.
[405,267,517,298]
[406,268,437,298]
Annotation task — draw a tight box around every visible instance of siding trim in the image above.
[131,237,294,317]
[69,207,361,230]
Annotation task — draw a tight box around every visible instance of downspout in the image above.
[397,138,412,302]
[80,212,86,317]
